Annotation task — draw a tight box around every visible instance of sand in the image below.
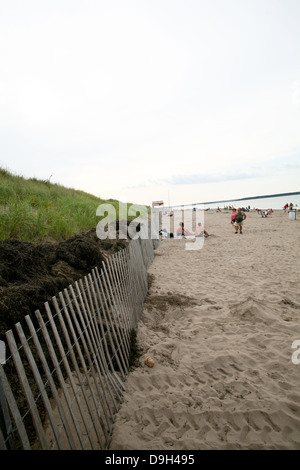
[109,209,300,450]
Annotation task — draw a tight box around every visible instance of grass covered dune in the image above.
[0,167,125,242]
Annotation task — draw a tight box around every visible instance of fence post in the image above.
[0,376,15,450]
[0,364,31,450]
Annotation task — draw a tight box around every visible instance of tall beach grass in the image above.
[0,167,128,242]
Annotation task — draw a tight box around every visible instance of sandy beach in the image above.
[109,208,300,450]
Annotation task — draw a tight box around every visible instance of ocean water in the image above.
[168,193,300,211]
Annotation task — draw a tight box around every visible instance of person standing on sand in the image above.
[234,208,246,234]
[231,208,237,226]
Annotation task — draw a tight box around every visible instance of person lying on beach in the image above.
[234,208,246,234]
[194,222,210,237]
[159,228,174,238]
[261,210,272,218]
[176,222,193,237]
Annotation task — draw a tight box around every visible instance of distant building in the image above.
[152,200,164,208]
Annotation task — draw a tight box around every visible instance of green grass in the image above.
[0,167,137,242]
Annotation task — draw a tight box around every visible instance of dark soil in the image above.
[0,227,128,341]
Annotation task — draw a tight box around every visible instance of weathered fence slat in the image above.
[80,276,102,349]
[101,262,130,373]
[44,301,95,449]
[35,308,85,449]
[105,260,131,358]
[129,241,148,322]
[46,300,96,449]
[81,276,121,412]
[15,321,64,450]
[52,293,106,449]
[107,256,131,351]
[123,246,140,328]
[25,314,77,450]
[115,250,132,327]
[0,375,14,450]
[0,422,7,450]
[60,286,115,438]
[0,365,31,449]
[90,269,125,399]
[95,268,127,380]
[5,329,49,449]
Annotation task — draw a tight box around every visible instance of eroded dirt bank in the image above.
[0,228,128,340]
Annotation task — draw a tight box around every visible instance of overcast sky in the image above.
[0,0,299,206]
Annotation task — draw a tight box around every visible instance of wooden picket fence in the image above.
[0,226,160,450]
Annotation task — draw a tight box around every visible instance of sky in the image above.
[0,0,300,207]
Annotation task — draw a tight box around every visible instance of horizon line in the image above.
[165,191,300,209]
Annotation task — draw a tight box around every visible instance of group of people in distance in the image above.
[283,202,294,213]
[177,208,246,238]
[260,209,273,218]
[162,203,296,241]
[176,222,210,238]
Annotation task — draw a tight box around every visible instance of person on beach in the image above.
[194,222,210,237]
[234,208,246,234]
[177,222,193,237]
[231,208,237,225]
[159,228,173,238]
[261,209,272,218]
